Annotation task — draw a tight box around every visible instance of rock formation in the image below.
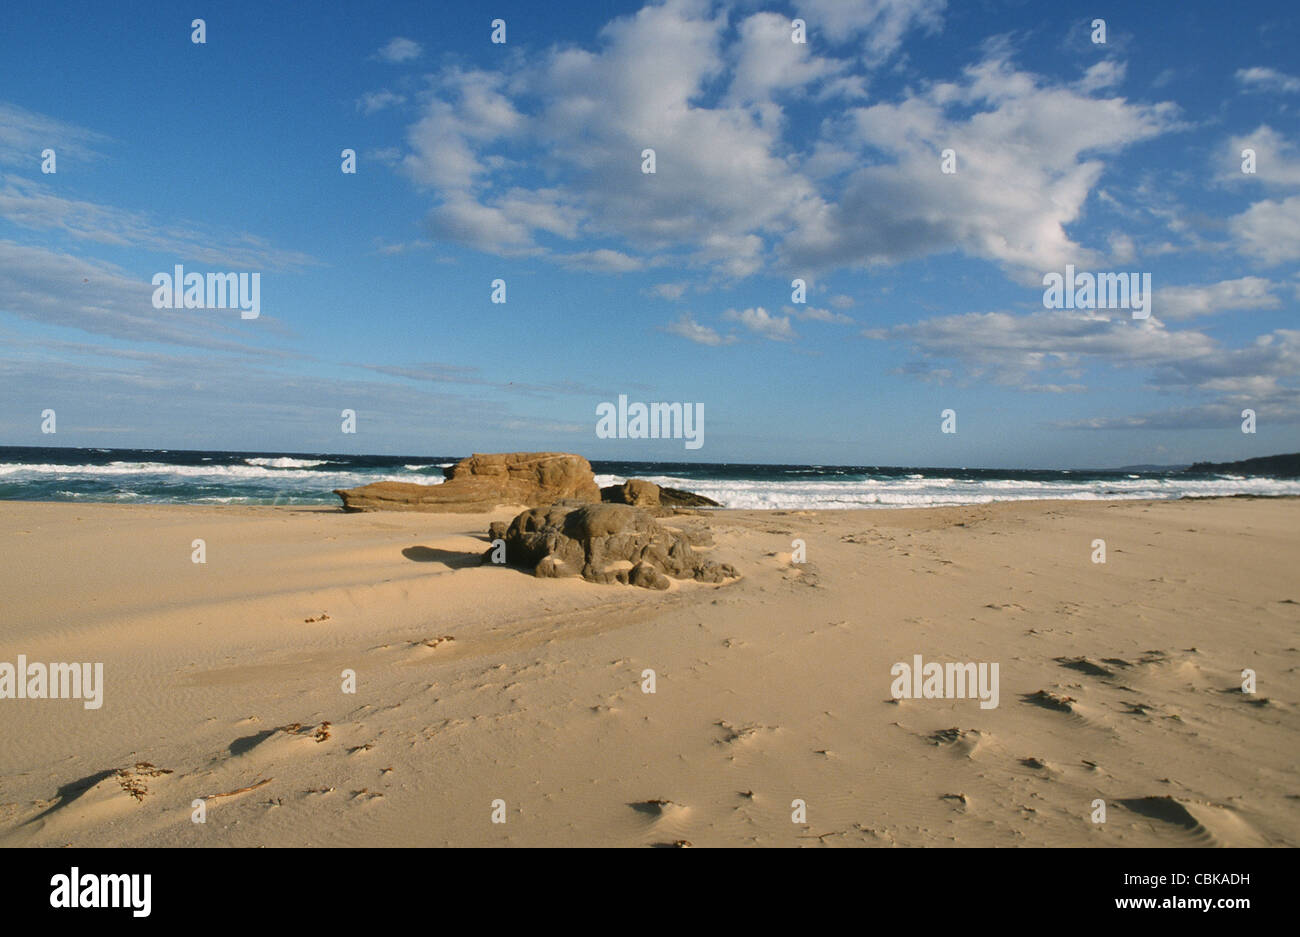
[599,479,721,511]
[334,452,601,513]
[658,485,722,508]
[487,500,737,588]
[600,478,662,507]
[335,452,723,514]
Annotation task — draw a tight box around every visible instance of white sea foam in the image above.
[0,461,440,487]
[244,457,330,468]
[617,474,1300,510]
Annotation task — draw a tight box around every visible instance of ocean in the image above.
[2,446,1298,510]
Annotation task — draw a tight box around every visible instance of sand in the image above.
[0,497,1296,847]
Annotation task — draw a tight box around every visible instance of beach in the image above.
[1,496,1295,847]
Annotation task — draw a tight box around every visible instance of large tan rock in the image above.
[334,452,601,513]
[612,478,662,506]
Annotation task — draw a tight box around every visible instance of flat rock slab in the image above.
[335,452,601,513]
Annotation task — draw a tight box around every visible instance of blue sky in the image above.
[0,0,1297,467]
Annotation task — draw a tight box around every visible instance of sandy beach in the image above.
[1,496,1296,847]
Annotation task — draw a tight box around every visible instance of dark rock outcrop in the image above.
[335,452,601,513]
[487,500,737,588]
[659,485,721,508]
[600,479,721,511]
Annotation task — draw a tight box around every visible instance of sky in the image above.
[0,0,1297,468]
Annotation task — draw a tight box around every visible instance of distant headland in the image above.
[1186,453,1300,477]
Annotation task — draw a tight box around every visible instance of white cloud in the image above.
[725,306,796,341]
[376,37,423,64]
[725,11,846,126]
[869,309,1215,385]
[793,0,946,61]
[0,240,284,354]
[1022,383,1087,394]
[1107,232,1136,264]
[650,282,689,300]
[402,69,524,191]
[785,304,854,324]
[1230,195,1300,266]
[1076,60,1126,94]
[665,314,736,346]
[1224,126,1300,188]
[556,248,644,272]
[1218,126,1300,265]
[357,362,604,398]
[393,5,1174,284]
[398,1,824,273]
[492,187,583,239]
[0,336,525,450]
[424,195,541,256]
[0,102,109,168]
[869,307,1300,427]
[1156,277,1280,320]
[358,90,406,114]
[782,56,1178,276]
[1235,66,1300,94]
[0,175,315,270]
